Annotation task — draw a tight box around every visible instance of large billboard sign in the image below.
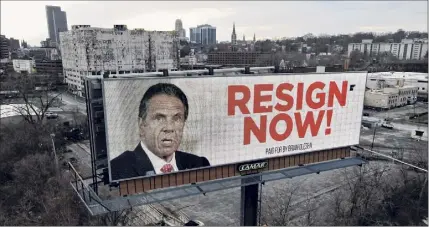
[103,72,367,182]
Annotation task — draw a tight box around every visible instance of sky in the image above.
[1,1,427,46]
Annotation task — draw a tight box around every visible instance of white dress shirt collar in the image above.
[140,141,178,174]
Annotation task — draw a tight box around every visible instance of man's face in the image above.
[139,94,186,160]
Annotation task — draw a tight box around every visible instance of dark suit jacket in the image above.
[110,143,210,181]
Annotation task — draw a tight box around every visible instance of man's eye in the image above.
[155,115,164,121]
[173,115,183,121]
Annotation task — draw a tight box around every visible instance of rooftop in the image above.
[368,72,428,81]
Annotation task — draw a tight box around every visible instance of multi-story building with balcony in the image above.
[59,24,179,97]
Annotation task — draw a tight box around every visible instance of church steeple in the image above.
[253,33,256,42]
[231,22,237,45]
[243,34,245,42]
[232,22,236,35]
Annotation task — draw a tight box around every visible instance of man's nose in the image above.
[162,119,176,132]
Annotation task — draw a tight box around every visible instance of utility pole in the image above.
[370,124,377,151]
[148,34,152,71]
[50,133,59,175]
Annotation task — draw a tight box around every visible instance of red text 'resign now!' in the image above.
[227,81,349,145]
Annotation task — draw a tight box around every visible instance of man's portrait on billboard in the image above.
[110,83,211,180]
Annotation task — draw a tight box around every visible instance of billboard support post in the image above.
[240,176,260,226]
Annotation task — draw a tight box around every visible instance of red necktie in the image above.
[160,164,173,173]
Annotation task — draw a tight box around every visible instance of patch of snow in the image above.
[0,104,40,118]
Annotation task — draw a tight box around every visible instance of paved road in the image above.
[52,92,87,115]
[64,140,92,177]
[364,103,428,120]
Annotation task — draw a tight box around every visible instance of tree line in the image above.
[0,73,134,225]
[256,29,428,54]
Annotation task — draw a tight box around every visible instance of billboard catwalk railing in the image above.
[70,157,365,215]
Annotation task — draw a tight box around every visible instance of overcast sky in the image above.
[1,1,427,46]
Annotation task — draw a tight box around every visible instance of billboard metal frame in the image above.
[69,157,366,216]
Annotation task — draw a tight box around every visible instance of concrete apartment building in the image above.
[59,25,178,97]
[348,39,428,60]
[207,52,271,67]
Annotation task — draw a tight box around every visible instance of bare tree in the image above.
[349,50,366,67]
[95,209,136,226]
[326,164,392,225]
[408,147,428,170]
[260,183,302,225]
[0,108,96,226]
[326,161,428,226]
[3,73,62,126]
[0,153,92,226]
[302,192,318,226]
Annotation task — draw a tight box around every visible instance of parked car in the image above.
[381,122,394,129]
[63,128,84,141]
[46,112,58,119]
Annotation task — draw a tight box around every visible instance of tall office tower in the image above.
[189,27,197,43]
[189,24,216,45]
[199,24,216,45]
[0,35,10,59]
[175,19,186,38]
[46,5,68,45]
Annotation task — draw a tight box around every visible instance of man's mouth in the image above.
[161,139,174,146]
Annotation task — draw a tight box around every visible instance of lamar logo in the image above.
[238,161,268,172]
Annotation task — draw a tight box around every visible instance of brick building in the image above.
[207,52,271,67]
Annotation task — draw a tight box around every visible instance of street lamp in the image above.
[50,133,59,174]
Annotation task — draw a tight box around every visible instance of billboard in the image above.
[103,72,367,182]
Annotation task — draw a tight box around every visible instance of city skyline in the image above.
[0,1,427,46]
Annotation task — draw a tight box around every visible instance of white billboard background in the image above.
[103,73,366,167]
